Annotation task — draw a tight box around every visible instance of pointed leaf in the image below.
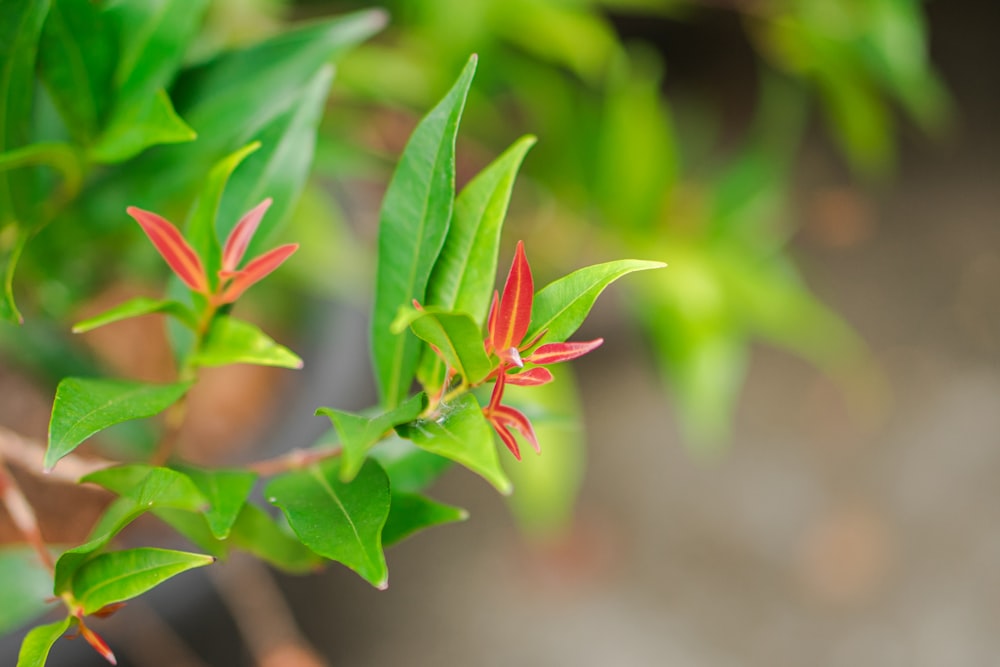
[524,339,603,365]
[0,547,56,635]
[382,493,467,548]
[266,458,390,588]
[427,135,537,323]
[71,547,214,615]
[72,296,197,333]
[37,0,117,144]
[372,55,477,408]
[396,393,512,494]
[170,465,256,539]
[221,198,272,272]
[393,307,493,386]
[316,392,426,483]
[16,617,72,667]
[127,206,208,292]
[526,259,666,344]
[90,89,196,163]
[218,243,299,304]
[190,316,302,369]
[505,367,554,387]
[493,240,534,352]
[153,508,229,559]
[228,503,323,574]
[46,379,193,471]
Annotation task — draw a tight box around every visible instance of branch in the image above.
[0,424,114,482]
[0,454,53,571]
[245,446,342,477]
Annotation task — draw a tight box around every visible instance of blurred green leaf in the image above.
[266,458,391,588]
[37,0,117,145]
[369,435,453,494]
[172,464,257,539]
[71,547,213,615]
[190,316,302,369]
[90,89,196,163]
[396,392,512,494]
[316,392,427,483]
[372,55,476,408]
[153,508,229,559]
[46,379,193,471]
[382,492,467,548]
[71,296,197,333]
[16,617,71,667]
[0,547,56,635]
[228,503,324,574]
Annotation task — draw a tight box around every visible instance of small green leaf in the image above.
[46,379,193,471]
[266,458,390,588]
[382,493,467,548]
[228,503,323,574]
[16,617,72,667]
[0,547,56,635]
[89,89,196,163]
[72,296,197,333]
[153,508,228,559]
[526,259,666,345]
[172,464,257,539]
[37,0,117,144]
[369,435,453,494]
[393,307,492,386]
[372,55,477,408]
[396,393,512,495]
[191,316,302,369]
[71,547,214,615]
[316,392,426,483]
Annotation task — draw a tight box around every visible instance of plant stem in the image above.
[0,455,54,572]
[245,446,343,477]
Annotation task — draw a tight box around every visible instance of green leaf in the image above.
[266,458,390,588]
[396,393,512,495]
[371,55,477,408]
[427,134,537,323]
[0,547,56,634]
[382,492,467,548]
[526,259,666,345]
[56,466,208,593]
[37,0,117,144]
[16,617,71,667]
[0,0,49,226]
[1,227,28,324]
[190,315,302,369]
[71,547,214,615]
[71,296,197,333]
[228,503,323,574]
[395,307,493,386]
[316,392,426,483]
[172,464,257,539]
[153,508,228,559]
[89,89,196,163]
[46,379,193,471]
[369,435,453,494]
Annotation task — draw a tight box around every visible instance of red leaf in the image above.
[525,339,603,365]
[218,243,299,303]
[491,419,522,460]
[78,618,117,665]
[491,404,540,454]
[221,198,272,272]
[505,367,554,386]
[492,241,533,354]
[127,207,208,293]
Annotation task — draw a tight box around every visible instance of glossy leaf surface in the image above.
[397,393,512,494]
[382,492,467,548]
[371,55,476,408]
[317,392,426,483]
[191,316,302,369]
[173,465,257,539]
[46,379,193,470]
[394,307,492,385]
[16,617,71,667]
[267,459,390,588]
[228,503,323,574]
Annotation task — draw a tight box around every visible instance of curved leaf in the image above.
[89,89,196,163]
[190,316,302,369]
[393,307,492,386]
[173,464,257,539]
[46,379,193,471]
[372,55,477,408]
[525,259,665,344]
[71,547,214,615]
[228,503,323,574]
[382,492,467,548]
[16,617,71,667]
[72,296,197,333]
[266,458,390,588]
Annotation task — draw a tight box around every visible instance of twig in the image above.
[210,553,328,667]
[0,424,114,482]
[0,454,54,571]
[245,446,342,477]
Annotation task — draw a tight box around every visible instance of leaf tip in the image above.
[376,576,389,591]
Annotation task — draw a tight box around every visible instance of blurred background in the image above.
[3,0,1000,664]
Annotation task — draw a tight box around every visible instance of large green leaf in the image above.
[427,134,537,323]
[16,617,71,667]
[266,458,390,588]
[0,547,56,634]
[316,392,426,483]
[525,259,665,345]
[371,55,477,408]
[382,492,467,548]
[89,89,195,163]
[71,296,197,333]
[227,503,323,574]
[172,464,257,539]
[396,392,511,494]
[37,0,117,145]
[190,316,302,369]
[46,378,193,471]
[393,307,492,387]
[71,547,214,615]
